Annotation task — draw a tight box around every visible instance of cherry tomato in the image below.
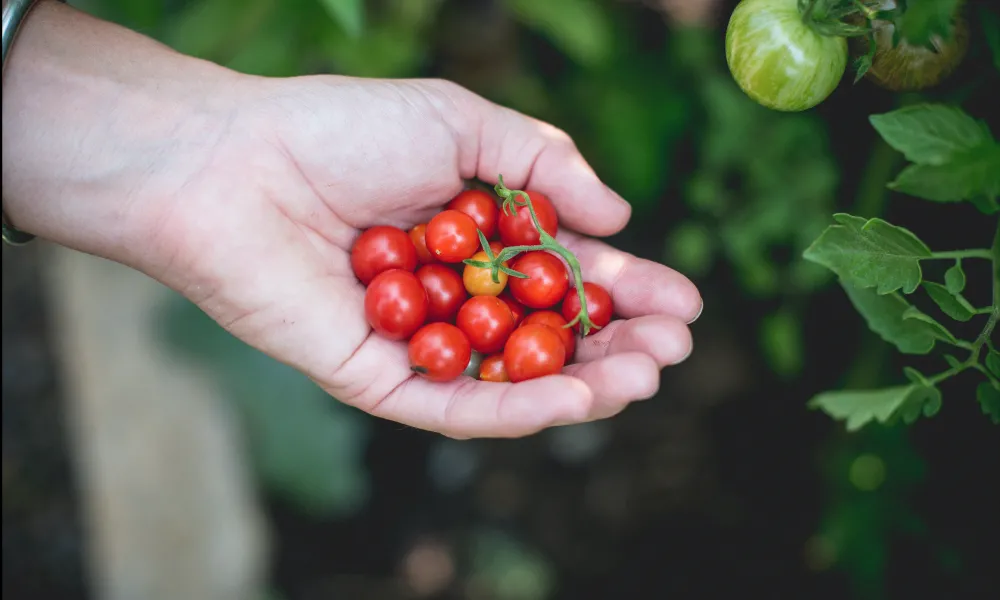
[508,251,569,309]
[426,210,480,263]
[479,354,509,382]
[415,264,467,322]
[456,295,516,354]
[725,0,847,112]
[503,324,566,383]
[351,225,418,285]
[561,282,613,335]
[409,322,472,382]
[521,311,575,359]
[498,291,527,328]
[364,269,428,341]
[498,191,559,246]
[409,223,436,265]
[447,189,499,239]
[463,250,508,297]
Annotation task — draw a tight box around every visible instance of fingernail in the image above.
[675,341,693,365]
[687,301,704,324]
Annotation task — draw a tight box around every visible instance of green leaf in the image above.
[943,354,963,369]
[840,280,955,354]
[970,195,1000,215]
[888,145,1000,204]
[502,0,613,66]
[903,366,930,386]
[987,350,1000,379]
[809,383,942,431]
[977,382,1000,424]
[803,214,932,294]
[665,222,715,277]
[760,309,803,378]
[893,0,961,48]
[869,104,992,166]
[983,5,1000,71]
[317,0,364,37]
[944,261,966,294]
[922,281,976,322]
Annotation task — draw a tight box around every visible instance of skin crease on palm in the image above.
[2,1,702,439]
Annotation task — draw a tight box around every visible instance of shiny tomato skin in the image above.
[498,291,527,328]
[725,0,848,112]
[498,191,559,246]
[456,295,516,354]
[415,264,468,322]
[463,250,508,297]
[508,251,570,309]
[561,282,613,335]
[364,269,428,340]
[448,189,499,239]
[479,354,510,382]
[426,210,480,263]
[351,225,418,285]
[409,223,436,265]
[409,322,472,382]
[503,324,566,383]
[522,311,576,359]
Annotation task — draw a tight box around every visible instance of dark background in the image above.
[4,1,999,599]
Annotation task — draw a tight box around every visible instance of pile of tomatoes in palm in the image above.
[351,186,614,384]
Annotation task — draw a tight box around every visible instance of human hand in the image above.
[2,2,701,439]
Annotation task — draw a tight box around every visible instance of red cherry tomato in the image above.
[498,191,558,246]
[479,354,509,382]
[521,310,575,359]
[351,225,418,285]
[415,264,467,322]
[426,210,480,263]
[447,189,499,240]
[364,269,428,341]
[409,322,472,382]
[409,223,435,265]
[456,295,516,354]
[508,251,570,309]
[498,291,527,328]
[503,324,566,383]
[561,282,614,335]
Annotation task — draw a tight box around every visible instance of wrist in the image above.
[1,0,243,267]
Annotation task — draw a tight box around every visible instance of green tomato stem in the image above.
[488,175,601,337]
[929,249,992,260]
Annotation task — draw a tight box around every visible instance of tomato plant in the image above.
[416,264,468,322]
[561,282,614,335]
[478,354,510,382]
[426,209,481,263]
[508,251,570,309]
[456,295,517,354]
[351,225,418,285]
[448,189,500,239]
[364,269,429,341]
[522,311,576,359]
[409,322,472,382]
[498,190,559,246]
[504,324,567,383]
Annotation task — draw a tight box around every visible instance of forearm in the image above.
[1,0,240,263]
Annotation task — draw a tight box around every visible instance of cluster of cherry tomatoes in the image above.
[351,185,614,384]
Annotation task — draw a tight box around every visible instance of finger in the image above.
[574,316,693,367]
[561,352,661,420]
[558,229,703,323]
[442,83,632,237]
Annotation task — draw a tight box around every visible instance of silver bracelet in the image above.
[2,0,66,245]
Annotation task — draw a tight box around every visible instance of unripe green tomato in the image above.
[725,0,848,112]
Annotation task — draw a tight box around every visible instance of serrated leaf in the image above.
[901,306,960,345]
[888,146,1000,203]
[977,382,1000,424]
[922,281,976,322]
[809,383,941,431]
[317,0,364,37]
[944,262,966,294]
[869,104,992,166]
[803,214,931,294]
[893,0,961,48]
[987,350,1000,379]
[840,280,953,354]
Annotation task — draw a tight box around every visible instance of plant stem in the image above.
[929,249,992,260]
[802,0,821,24]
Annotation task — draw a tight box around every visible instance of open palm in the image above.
[149,76,702,439]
